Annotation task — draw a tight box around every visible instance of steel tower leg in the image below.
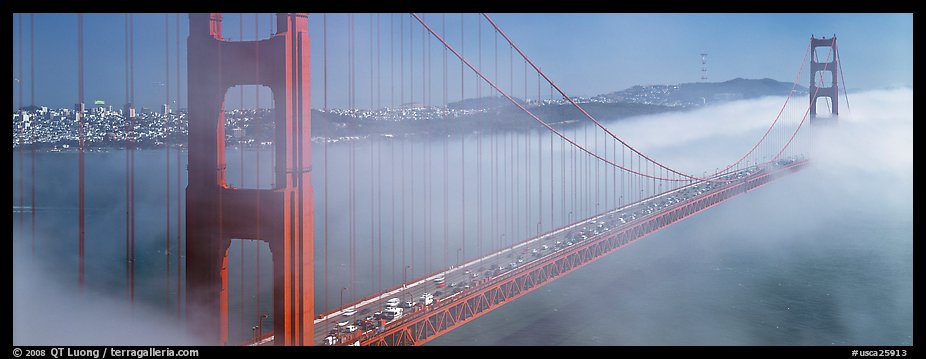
[186,13,313,346]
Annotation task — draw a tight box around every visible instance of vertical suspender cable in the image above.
[237,13,244,340]
[124,14,131,302]
[214,13,224,338]
[424,21,432,269]
[459,13,465,263]
[376,13,383,294]
[18,14,24,237]
[349,13,356,303]
[525,61,530,238]
[410,16,416,280]
[322,12,328,313]
[165,12,172,311]
[400,13,406,281]
[176,13,183,320]
[370,14,376,294]
[130,13,137,305]
[30,14,37,256]
[442,14,448,270]
[560,106,564,226]
[478,18,485,261]
[77,14,86,290]
[391,14,396,285]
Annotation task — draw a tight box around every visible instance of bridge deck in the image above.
[248,159,807,346]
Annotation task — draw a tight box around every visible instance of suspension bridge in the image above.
[11,13,847,346]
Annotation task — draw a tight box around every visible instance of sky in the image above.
[10,13,913,110]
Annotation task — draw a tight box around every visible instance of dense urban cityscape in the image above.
[11,78,803,151]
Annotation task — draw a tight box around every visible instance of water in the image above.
[12,90,912,345]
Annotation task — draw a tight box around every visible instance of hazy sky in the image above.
[11,13,912,110]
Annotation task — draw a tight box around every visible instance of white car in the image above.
[420,293,434,305]
[343,325,358,333]
[385,298,400,307]
[342,308,357,317]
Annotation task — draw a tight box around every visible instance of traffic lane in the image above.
[316,276,453,344]
[319,205,666,343]
[316,168,758,344]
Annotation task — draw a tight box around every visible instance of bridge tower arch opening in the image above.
[186,13,313,346]
[810,35,839,124]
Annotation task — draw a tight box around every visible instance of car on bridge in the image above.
[324,335,338,346]
[382,307,403,320]
[385,298,400,308]
[421,293,434,305]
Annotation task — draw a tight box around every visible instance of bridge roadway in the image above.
[251,157,806,346]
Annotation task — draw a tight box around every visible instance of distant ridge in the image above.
[601,78,807,107]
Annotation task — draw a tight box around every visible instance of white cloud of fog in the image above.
[598,88,912,182]
[13,241,206,346]
[430,87,913,345]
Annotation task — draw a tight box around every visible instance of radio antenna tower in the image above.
[700,52,708,81]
